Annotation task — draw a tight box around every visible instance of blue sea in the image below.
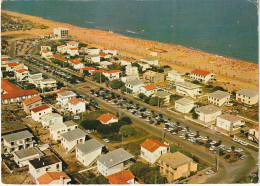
[1,0,258,63]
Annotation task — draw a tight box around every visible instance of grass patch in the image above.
[72,109,109,123]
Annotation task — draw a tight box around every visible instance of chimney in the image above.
[60,176,64,184]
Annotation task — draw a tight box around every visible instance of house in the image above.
[23,95,42,114]
[41,113,63,128]
[140,57,159,66]
[54,27,69,38]
[57,45,67,54]
[138,62,151,71]
[97,113,119,125]
[106,170,135,184]
[125,66,139,76]
[67,41,79,49]
[67,47,79,56]
[15,68,29,81]
[56,91,77,108]
[36,171,71,184]
[216,114,243,134]
[28,73,44,87]
[68,97,86,114]
[121,75,139,83]
[175,97,194,114]
[139,84,157,97]
[99,61,113,68]
[195,105,222,123]
[167,70,185,82]
[85,54,101,63]
[100,52,111,59]
[189,69,215,83]
[14,147,44,167]
[61,128,87,152]
[39,79,57,91]
[97,148,134,176]
[41,46,51,52]
[158,152,198,183]
[80,66,95,74]
[31,104,52,123]
[236,88,258,105]
[121,58,136,66]
[68,59,84,69]
[103,70,121,80]
[125,79,145,93]
[143,70,164,83]
[75,139,105,166]
[53,54,67,63]
[6,62,18,71]
[3,130,34,153]
[153,91,171,104]
[29,154,62,179]
[14,63,28,71]
[50,120,78,141]
[102,48,118,56]
[41,50,53,60]
[208,90,230,107]
[90,69,106,76]
[175,82,202,98]
[85,47,100,55]
[140,139,170,164]
[1,121,28,136]
[248,125,259,143]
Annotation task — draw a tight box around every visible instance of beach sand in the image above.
[1,10,258,91]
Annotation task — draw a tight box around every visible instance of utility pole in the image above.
[99,72,102,84]
[162,131,166,142]
[154,173,157,184]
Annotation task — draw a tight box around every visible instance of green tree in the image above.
[231,146,235,151]
[91,72,107,83]
[119,125,135,137]
[192,112,199,119]
[120,117,132,124]
[149,97,158,106]
[138,93,146,100]
[83,70,90,76]
[25,83,36,90]
[97,124,111,135]
[81,120,101,130]
[109,79,125,89]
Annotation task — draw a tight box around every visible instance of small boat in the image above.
[126,30,136,34]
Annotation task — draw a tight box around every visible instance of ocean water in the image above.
[2,0,258,63]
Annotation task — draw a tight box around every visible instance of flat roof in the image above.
[160,152,193,168]
[41,113,62,122]
[175,82,201,89]
[154,91,171,97]
[1,121,27,135]
[3,130,33,143]
[195,104,221,114]
[14,147,44,160]
[61,128,87,142]
[237,88,258,97]
[29,155,61,169]
[126,79,144,86]
[58,91,76,97]
[64,120,77,127]
[218,114,241,122]
[208,90,230,99]
[76,139,104,154]
[175,97,194,105]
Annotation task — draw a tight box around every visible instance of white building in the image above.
[61,128,87,152]
[125,79,145,93]
[97,148,134,176]
[100,53,111,59]
[216,114,243,133]
[208,90,230,107]
[175,82,202,98]
[175,97,195,114]
[121,58,136,66]
[67,47,79,56]
[97,113,119,125]
[6,62,18,71]
[39,79,57,90]
[57,91,77,108]
[41,50,53,60]
[36,171,71,184]
[68,98,86,114]
[28,73,44,87]
[67,41,79,49]
[140,57,159,66]
[121,75,139,83]
[248,125,259,143]
[125,66,139,76]
[103,70,121,80]
[139,84,157,97]
[189,69,215,83]
[236,88,258,105]
[167,70,185,82]
[57,45,68,54]
[153,91,171,104]
[68,59,84,69]
[75,139,104,166]
[195,105,222,123]
[3,130,34,153]
[85,47,100,55]
[50,121,78,141]
[31,104,52,123]
[138,62,151,71]
[54,27,69,38]
[140,139,170,164]
[102,48,117,56]
[15,68,29,82]
[85,54,101,63]
[41,113,63,128]
[14,147,44,167]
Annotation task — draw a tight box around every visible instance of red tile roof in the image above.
[143,84,157,91]
[56,89,68,95]
[90,70,106,74]
[122,58,134,62]
[1,89,39,100]
[57,45,66,48]
[68,97,84,105]
[67,41,78,45]
[106,170,135,184]
[69,48,78,50]
[69,59,80,65]
[97,113,119,124]
[31,104,50,113]
[53,54,67,62]
[250,124,259,131]
[1,79,21,93]
[17,68,28,73]
[23,96,42,106]
[191,69,211,76]
[100,53,107,57]
[104,70,121,74]
[37,172,70,184]
[7,62,18,67]
[42,50,49,53]
[1,57,10,61]
[140,139,169,152]
[80,67,95,71]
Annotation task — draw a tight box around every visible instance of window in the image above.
[57,164,60,169]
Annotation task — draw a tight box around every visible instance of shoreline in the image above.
[1,10,258,91]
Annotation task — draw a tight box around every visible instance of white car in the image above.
[232,138,238,142]
[209,146,216,151]
[241,155,247,160]
[86,130,92,134]
[181,128,187,132]
[196,136,202,140]
[235,148,243,152]
[163,127,168,130]
[146,119,150,122]
[210,141,216,145]
[103,138,110,143]
[179,134,185,139]
[167,129,172,132]
[227,148,232,153]
[188,133,195,137]
[172,132,177,135]
[202,137,208,141]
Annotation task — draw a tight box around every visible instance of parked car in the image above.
[103,138,110,143]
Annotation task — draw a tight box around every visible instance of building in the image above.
[14,63,28,71]
[53,54,67,63]
[106,170,135,184]
[15,68,29,81]
[85,54,101,63]
[23,95,42,114]
[57,45,68,54]
[100,52,111,59]
[99,61,113,69]
[6,62,18,71]
[41,46,51,52]
[29,154,62,179]
[97,113,119,125]
[75,139,104,166]
[139,84,158,97]
[216,114,243,134]
[189,69,215,83]
[85,47,100,55]
[158,152,198,182]
[41,50,53,60]
[175,97,194,114]
[236,88,258,105]
[54,27,69,38]
[67,41,79,48]
[68,59,84,69]
[153,91,171,104]
[175,82,202,98]
[143,70,164,83]
[97,148,134,176]
[103,70,121,80]
[121,58,136,66]
[80,66,95,74]
[3,130,34,153]
[67,47,79,56]
[248,125,259,143]
[167,70,185,82]
[1,121,28,136]
[56,91,77,108]
[50,121,78,141]
[39,79,57,91]
[195,105,222,123]
[14,147,44,167]
[208,90,230,107]
[140,57,159,66]
[125,66,139,76]
[125,79,145,93]
[138,62,151,71]
[28,73,44,87]
[121,75,139,83]
[36,171,71,184]
[140,139,170,164]
[61,128,87,152]
[102,48,118,56]
[31,104,52,123]
[68,98,86,114]
[41,113,63,128]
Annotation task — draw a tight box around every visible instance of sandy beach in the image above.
[1,10,258,91]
